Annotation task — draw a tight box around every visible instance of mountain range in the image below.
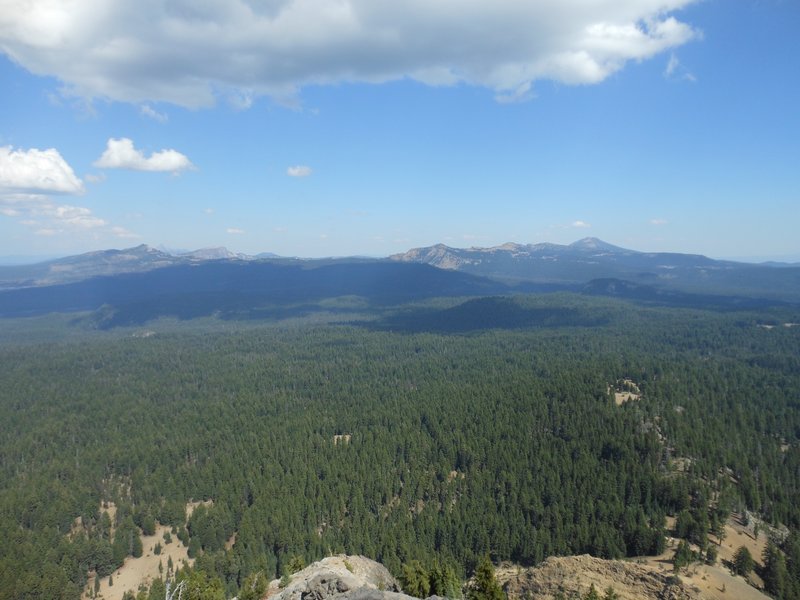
[390,238,800,300]
[0,238,798,326]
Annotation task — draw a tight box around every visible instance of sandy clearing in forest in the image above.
[637,518,769,600]
[186,499,213,519]
[614,391,640,405]
[715,518,767,571]
[682,563,768,600]
[84,524,193,600]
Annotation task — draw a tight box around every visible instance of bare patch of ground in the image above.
[83,501,209,600]
[186,499,213,519]
[84,524,193,600]
[633,518,770,600]
[497,544,773,600]
[225,532,237,551]
[447,470,465,482]
[679,563,768,600]
[497,554,698,600]
[610,379,641,405]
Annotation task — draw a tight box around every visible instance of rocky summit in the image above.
[266,555,423,600]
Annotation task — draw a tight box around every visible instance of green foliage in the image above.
[287,554,306,574]
[179,569,226,600]
[430,558,462,598]
[238,572,268,600]
[672,540,693,572]
[279,573,291,588]
[141,514,157,537]
[583,584,600,600]
[1,297,800,599]
[467,556,504,600]
[762,542,789,597]
[147,579,166,600]
[401,561,431,598]
[732,546,754,577]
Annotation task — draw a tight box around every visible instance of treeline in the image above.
[0,295,799,599]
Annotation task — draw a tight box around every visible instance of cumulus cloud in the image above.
[0,1,700,107]
[226,227,245,234]
[572,220,591,228]
[0,144,136,240]
[94,138,194,173]
[287,165,312,177]
[0,146,84,194]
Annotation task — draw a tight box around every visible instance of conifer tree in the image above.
[467,556,504,600]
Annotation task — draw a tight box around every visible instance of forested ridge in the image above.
[1,294,799,599]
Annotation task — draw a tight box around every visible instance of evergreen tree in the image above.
[672,540,692,572]
[401,561,431,598]
[239,572,268,600]
[467,556,504,600]
[583,584,600,600]
[732,546,754,577]
[762,542,788,598]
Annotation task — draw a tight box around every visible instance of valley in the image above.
[1,242,799,600]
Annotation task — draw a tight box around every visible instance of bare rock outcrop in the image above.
[496,555,700,600]
[267,555,416,600]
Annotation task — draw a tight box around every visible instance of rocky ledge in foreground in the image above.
[266,555,429,600]
[497,555,699,600]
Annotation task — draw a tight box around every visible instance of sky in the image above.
[0,0,798,262]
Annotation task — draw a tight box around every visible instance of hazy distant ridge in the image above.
[391,237,800,301]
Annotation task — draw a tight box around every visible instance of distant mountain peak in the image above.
[182,247,240,260]
[569,237,630,253]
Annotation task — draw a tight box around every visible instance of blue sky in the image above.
[0,0,798,261]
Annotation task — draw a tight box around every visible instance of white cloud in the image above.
[94,138,194,173]
[664,52,696,82]
[226,227,245,234]
[665,53,679,77]
[572,220,591,228]
[650,218,668,225]
[111,226,140,239]
[0,1,700,107]
[495,82,535,105]
[0,146,84,194]
[140,104,168,123]
[52,205,107,229]
[85,173,106,184]
[0,145,138,240]
[287,165,312,177]
[2,198,112,236]
[204,208,215,215]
